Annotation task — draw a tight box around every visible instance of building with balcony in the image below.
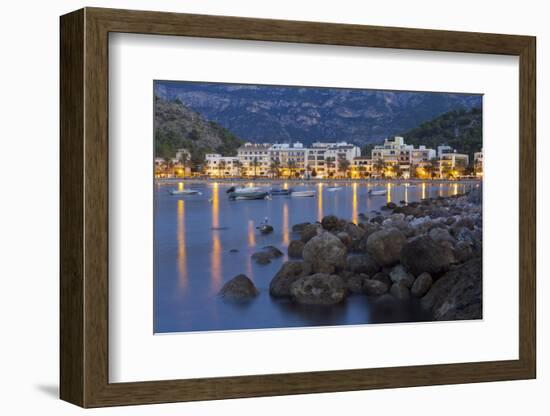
[205,153,240,177]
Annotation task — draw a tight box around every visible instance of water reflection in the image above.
[282,202,289,245]
[317,182,324,221]
[177,199,187,288]
[210,182,221,292]
[155,180,477,333]
[352,182,358,224]
[248,219,256,247]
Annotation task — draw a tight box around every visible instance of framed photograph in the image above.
[60,7,536,408]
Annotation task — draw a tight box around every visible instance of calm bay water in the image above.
[154,180,475,333]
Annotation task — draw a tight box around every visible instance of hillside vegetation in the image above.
[154,96,243,165]
[400,107,482,158]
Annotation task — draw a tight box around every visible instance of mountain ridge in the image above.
[155,81,482,146]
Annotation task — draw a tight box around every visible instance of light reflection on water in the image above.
[155,180,476,333]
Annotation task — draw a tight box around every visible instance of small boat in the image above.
[327,186,343,192]
[368,189,387,196]
[169,189,202,195]
[226,186,262,194]
[271,187,292,196]
[228,191,269,200]
[291,190,316,198]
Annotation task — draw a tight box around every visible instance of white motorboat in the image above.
[291,190,316,197]
[169,189,202,195]
[327,186,343,192]
[226,186,263,194]
[368,189,387,196]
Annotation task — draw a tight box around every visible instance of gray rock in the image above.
[263,245,283,258]
[421,258,482,320]
[400,235,455,276]
[454,240,473,263]
[371,271,391,288]
[346,254,380,275]
[251,251,273,265]
[269,261,308,297]
[336,231,352,247]
[300,223,321,243]
[347,274,367,294]
[219,274,258,300]
[411,272,433,297]
[302,232,348,274]
[287,240,305,258]
[366,227,407,267]
[321,215,340,231]
[390,282,410,300]
[363,278,389,296]
[389,264,415,288]
[429,228,455,246]
[292,222,310,233]
[289,273,346,305]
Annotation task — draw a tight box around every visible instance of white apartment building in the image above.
[237,143,272,177]
[205,153,240,177]
[351,157,374,178]
[474,149,483,177]
[439,152,469,177]
[270,142,308,177]
[410,145,437,166]
[310,141,361,178]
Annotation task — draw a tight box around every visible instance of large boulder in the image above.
[421,258,482,320]
[363,278,389,296]
[302,232,347,274]
[400,235,455,276]
[411,272,433,297]
[300,223,321,243]
[365,227,407,267]
[429,228,455,246]
[287,240,305,258]
[219,274,258,300]
[390,282,410,300]
[346,254,380,275]
[371,271,391,288]
[289,273,347,305]
[389,264,415,288]
[346,273,368,294]
[269,261,310,297]
[321,215,340,232]
[344,222,366,250]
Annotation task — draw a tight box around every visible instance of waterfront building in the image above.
[205,153,240,177]
[371,136,413,178]
[310,141,361,178]
[474,149,483,178]
[269,142,308,178]
[410,145,437,177]
[351,157,374,179]
[439,151,469,178]
[237,142,272,177]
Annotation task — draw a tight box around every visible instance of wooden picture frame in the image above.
[60,7,536,408]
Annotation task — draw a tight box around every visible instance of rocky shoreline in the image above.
[220,185,483,322]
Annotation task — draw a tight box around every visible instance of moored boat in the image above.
[291,190,316,197]
[327,186,343,192]
[169,189,202,195]
[228,191,269,200]
[270,187,292,196]
[368,189,387,196]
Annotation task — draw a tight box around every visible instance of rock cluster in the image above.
[270,188,483,320]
